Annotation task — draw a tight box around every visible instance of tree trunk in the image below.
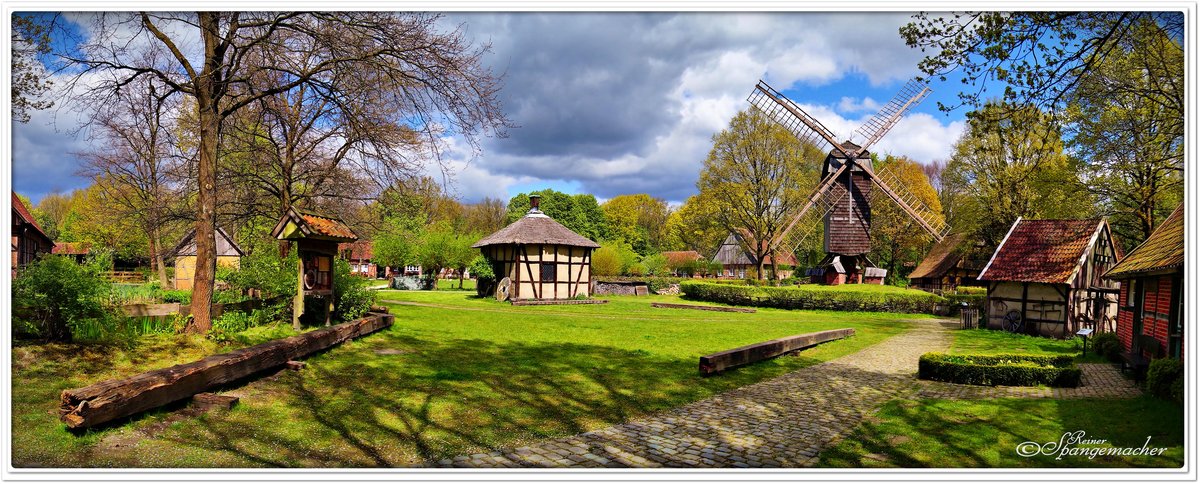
[151,226,170,289]
[189,12,223,333]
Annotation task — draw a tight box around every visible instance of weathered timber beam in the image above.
[650,302,756,314]
[59,312,394,429]
[698,328,854,376]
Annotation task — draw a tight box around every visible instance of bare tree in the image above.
[78,72,182,288]
[60,12,510,330]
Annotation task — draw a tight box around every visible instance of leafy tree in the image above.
[413,222,477,289]
[901,12,1183,114]
[12,255,111,342]
[943,103,1090,246]
[506,189,609,242]
[641,253,668,276]
[870,156,944,285]
[10,13,54,122]
[60,12,510,331]
[697,109,814,280]
[601,194,669,256]
[1064,17,1183,247]
[590,246,623,277]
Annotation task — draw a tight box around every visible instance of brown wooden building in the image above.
[472,196,599,300]
[977,218,1122,338]
[170,227,245,290]
[1105,203,1183,360]
[712,232,797,280]
[908,233,987,293]
[51,242,91,264]
[11,191,53,273]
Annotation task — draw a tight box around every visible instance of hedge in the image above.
[918,353,1082,387]
[1146,358,1183,404]
[679,281,945,313]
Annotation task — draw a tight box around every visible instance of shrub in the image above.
[161,290,192,304]
[641,253,668,276]
[918,353,1082,387]
[680,281,945,313]
[1146,358,1183,403]
[333,258,377,322]
[955,286,987,295]
[1090,332,1123,363]
[626,262,647,276]
[12,255,113,342]
[223,245,299,299]
[591,246,623,277]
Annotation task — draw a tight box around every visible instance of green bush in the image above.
[944,293,986,308]
[223,244,299,299]
[333,258,377,322]
[12,255,113,342]
[641,253,668,276]
[1146,358,1183,403]
[161,290,192,304]
[918,353,1082,387]
[1090,332,1123,363]
[680,281,945,313]
[955,286,987,295]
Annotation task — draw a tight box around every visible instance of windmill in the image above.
[746,79,950,284]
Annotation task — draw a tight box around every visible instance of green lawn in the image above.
[11,291,925,467]
[818,397,1184,467]
[951,327,1108,363]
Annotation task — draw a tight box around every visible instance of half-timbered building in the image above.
[472,195,599,300]
[977,218,1122,338]
[1104,203,1184,360]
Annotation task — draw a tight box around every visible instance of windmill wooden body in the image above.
[747,79,949,284]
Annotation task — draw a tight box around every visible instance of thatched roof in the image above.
[1105,203,1183,279]
[908,233,969,280]
[472,211,599,249]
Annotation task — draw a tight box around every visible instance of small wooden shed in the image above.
[712,232,798,280]
[908,233,987,293]
[170,227,244,290]
[272,208,359,328]
[472,195,599,300]
[977,218,1122,338]
[1104,203,1184,360]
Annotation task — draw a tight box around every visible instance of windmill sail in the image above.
[747,80,846,155]
[862,164,950,241]
[853,79,931,153]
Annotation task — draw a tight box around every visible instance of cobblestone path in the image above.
[429,319,956,468]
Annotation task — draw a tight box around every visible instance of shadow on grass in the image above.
[146,333,843,467]
[817,397,1184,468]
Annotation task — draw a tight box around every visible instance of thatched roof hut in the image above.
[473,195,599,300]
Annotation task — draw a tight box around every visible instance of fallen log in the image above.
[651,302,756,313]
[698,328,854,376]
[59,312,394,429]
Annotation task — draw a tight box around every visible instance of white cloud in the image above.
[837,96,882,114]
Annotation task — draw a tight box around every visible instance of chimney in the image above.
[528,195,542,213]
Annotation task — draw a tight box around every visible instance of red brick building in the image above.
[1105,203,1183,360]
[339,240,378,278]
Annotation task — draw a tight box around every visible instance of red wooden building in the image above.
[1104,203,1184,360]
[339,240,378,278]
[11,192,53,273]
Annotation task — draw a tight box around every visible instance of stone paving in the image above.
[427,319,956,468]
[426,319,1142,468]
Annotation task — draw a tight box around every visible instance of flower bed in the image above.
[918,353,1082,387]
[679,281,944,313]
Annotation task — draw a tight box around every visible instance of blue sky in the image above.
[11,12,968,206]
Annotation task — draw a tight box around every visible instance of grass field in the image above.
[951,327,1108,363]
[11,291,925,467]
[817,397,1184,467]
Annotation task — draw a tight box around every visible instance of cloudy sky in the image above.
[12,12,967,206]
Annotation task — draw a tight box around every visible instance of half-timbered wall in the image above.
[483,244,592,300]
[986,282,1070,337]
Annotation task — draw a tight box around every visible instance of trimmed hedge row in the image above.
[1147,358,1183,404]
[918,353,1082,388]
[679,281,945,313]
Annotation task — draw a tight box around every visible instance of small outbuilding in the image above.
[51,242,92,264]
[712,232,798,280]
[977,218,1122,338]
[339,240,377,279]
[472,195,599,301]
[1104,203,1184,360]
[273,208,359,328]
[908,233,987,293]
[170,226,245,290]
[806,254,886,285]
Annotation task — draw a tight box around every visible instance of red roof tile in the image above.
[339,240,374,261]
[661,251,703,265]
[11,192,51,243]
[978,218,1110,284]
[51,242,91,255]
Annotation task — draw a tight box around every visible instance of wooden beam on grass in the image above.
[651,302,756,313]
[59,312,394,429]
[699,328,854,376]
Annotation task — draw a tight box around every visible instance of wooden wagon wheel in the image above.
[304,268,317,290]
[495,277,512,301]
[1003,310,1024,333]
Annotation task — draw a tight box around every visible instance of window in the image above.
[540,263,556,282]
[1123,279,1137,309]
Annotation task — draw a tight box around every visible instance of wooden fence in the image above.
[121,296,287,319]
[102,271,146,283]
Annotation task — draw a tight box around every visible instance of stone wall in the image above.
[592,281,649,296]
